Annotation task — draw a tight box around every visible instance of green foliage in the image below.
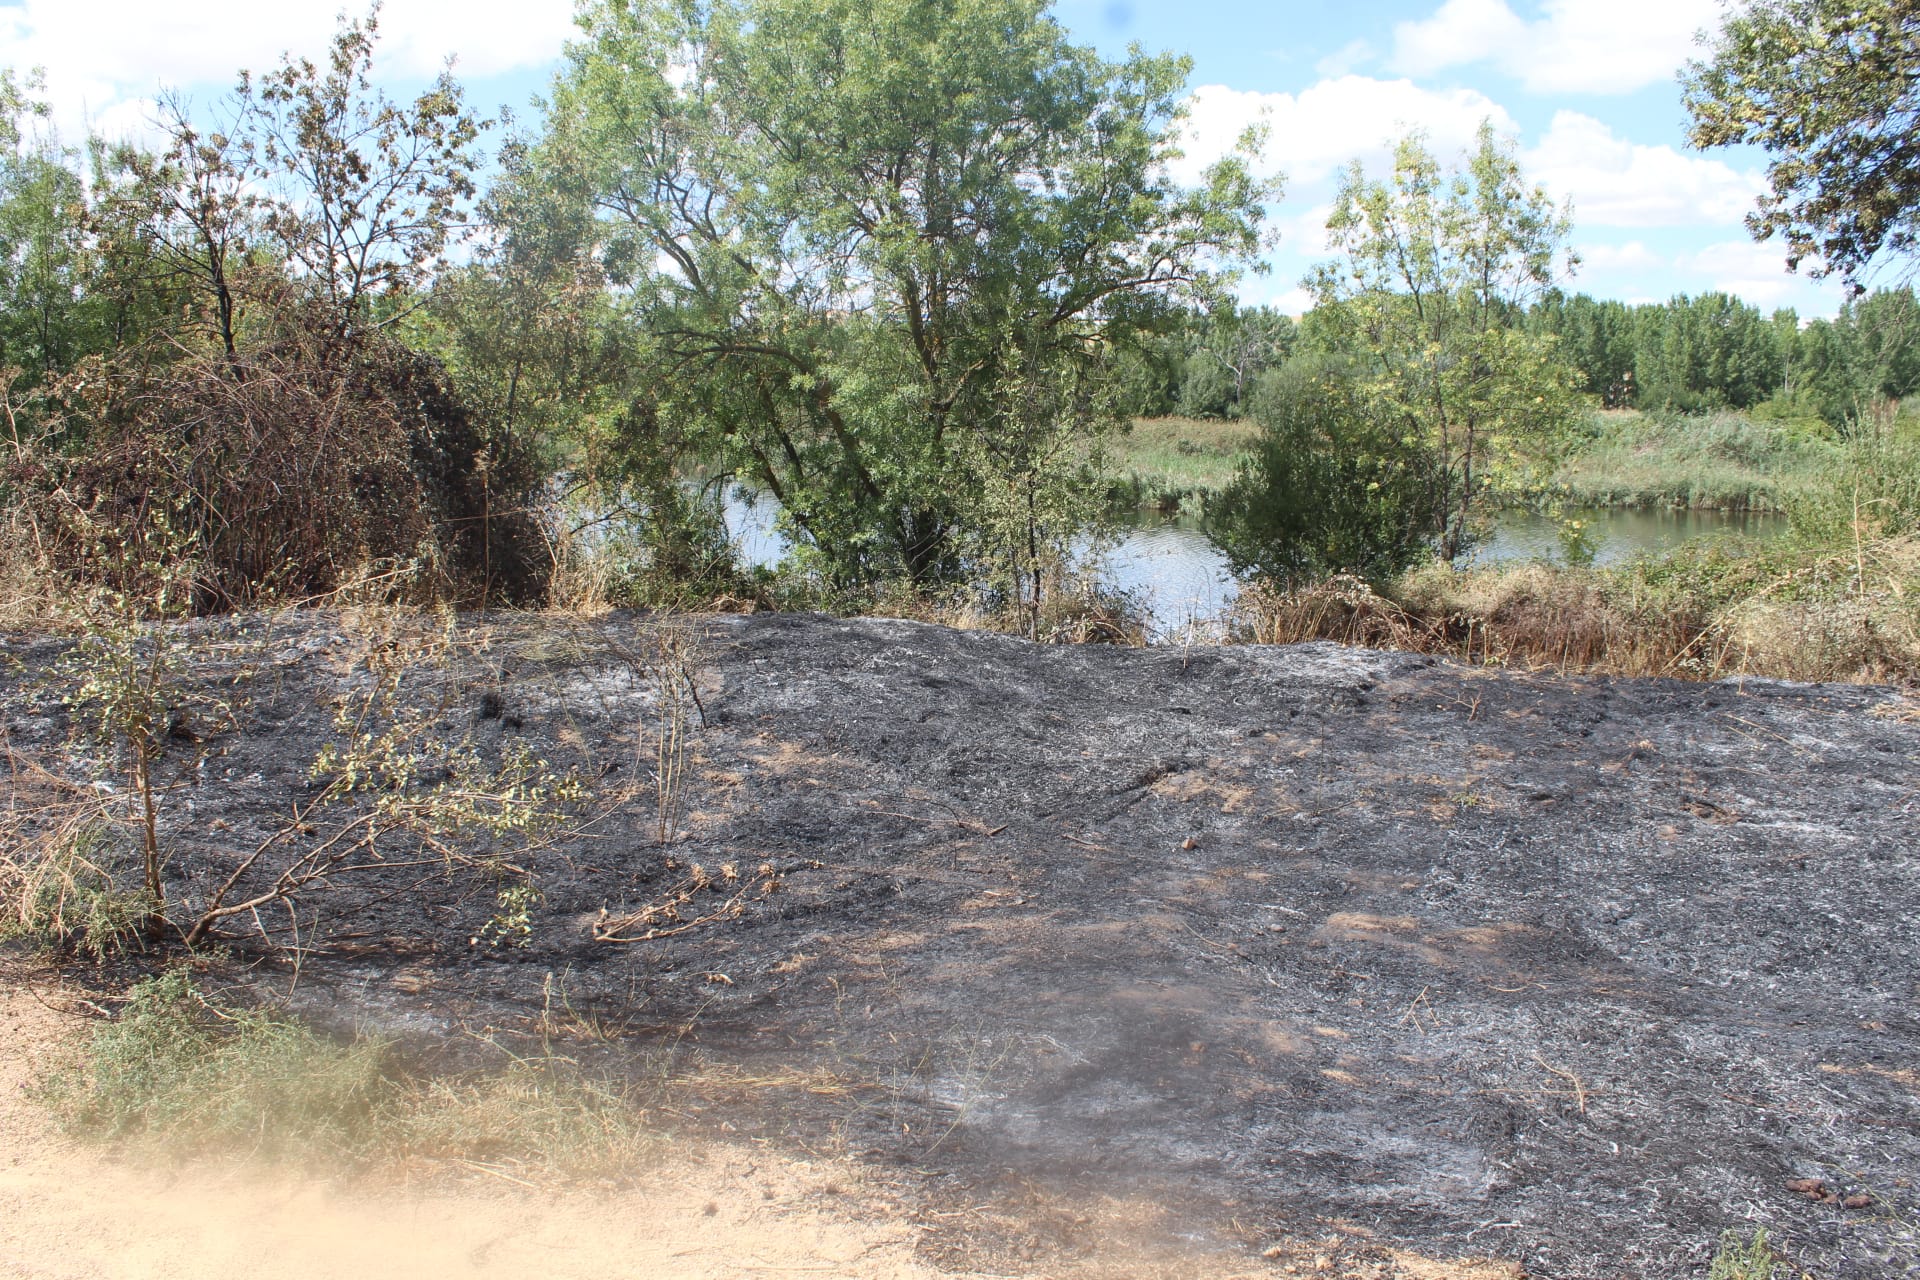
[1554,514,1601,570]
[477,882,543,949]
[1207,356,1442,587]
[0,823,147,964]
[1787,420,1920,545]
[1684,0,1920,286]
[1708,1228,1781,1280]
[547,0,1272,592]
[0,101,100,381]
[416,122,632,474]
[1529,285,1920,430]
[1307,124,1581,560]
[1632,292,1785,412]
[50,971,392,1155]
[48,970,659,1174]
[1527,291,1637,407]
[1166,305,1296,420]
[176,619,587,949]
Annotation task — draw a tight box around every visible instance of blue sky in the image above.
[0,0,1857,317]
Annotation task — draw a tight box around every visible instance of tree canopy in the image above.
[1684,0,1920,288]
[545,0,1273,590]
[1305,124,1579,559]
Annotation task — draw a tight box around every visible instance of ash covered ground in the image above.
[4,610,1917,1278]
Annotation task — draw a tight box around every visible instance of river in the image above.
[720,489,1785,641]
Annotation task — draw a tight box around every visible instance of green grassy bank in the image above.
[1105,416,1261,511]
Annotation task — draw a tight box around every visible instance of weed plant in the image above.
[46,970,660,1177]
[0,822,147,963]
[1707,1229,1781,1280]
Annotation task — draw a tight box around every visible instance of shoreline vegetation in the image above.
[6,404,1917,687]
[2,5,1917,692]
[1095,404,1920,685]
[1108,406,1849,519]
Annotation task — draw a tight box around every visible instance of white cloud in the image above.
[1574,240,1663,274]
[1524,111,1764,228]
[0,0,575,140]
[1392,0,1724,95]
[1315,40,1377,79]
[1266,285,1317,316]
[1279,203,1340,259]
[1173,77,1516,188]
[1392,0,1527,76]
[1674,239,1803,306]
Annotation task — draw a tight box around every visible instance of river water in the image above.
[720,489,1784,641]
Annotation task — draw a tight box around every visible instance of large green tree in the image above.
[1683,0,1920,287]
[1306,125,1579,560]
[545,0,1272,592]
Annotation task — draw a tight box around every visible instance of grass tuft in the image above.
[43,971,661,1178]
[1708,1228,1782,1280]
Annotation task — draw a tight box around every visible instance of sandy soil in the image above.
[0,973,953,1280]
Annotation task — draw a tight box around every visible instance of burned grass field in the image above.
[2,611,1917,1279]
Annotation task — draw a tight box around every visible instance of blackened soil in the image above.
[4,611,1917,1279]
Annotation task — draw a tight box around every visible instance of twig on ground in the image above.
[1532,1053,1591,1114]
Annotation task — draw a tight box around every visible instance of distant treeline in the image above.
[1118,288,1920,429]
[1527,288,1920,422]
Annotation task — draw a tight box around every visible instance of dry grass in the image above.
[1231,539,1920,685]
[0,735,150,963]
[0,532,79,633]
[41,969,665,1180]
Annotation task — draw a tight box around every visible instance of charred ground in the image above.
[3,611,1916,1279]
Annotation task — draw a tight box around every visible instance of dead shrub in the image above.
[10,316,548,614]
[1229,574,1436,652]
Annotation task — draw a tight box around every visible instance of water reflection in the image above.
[718,488,1784,642]
[1464,507,1787,568]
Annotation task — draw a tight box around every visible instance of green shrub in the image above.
[50,971,391,1157]
[45,971,660,1176]
[1708,1228,1780,1280]
[1206,356,1442,588]
[1787,425,1920,545]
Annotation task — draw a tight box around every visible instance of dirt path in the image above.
[0,973,946,1280]
[0,971,1519,1280]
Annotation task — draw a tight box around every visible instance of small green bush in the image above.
[45,971,659,1176]
[1708,1228,1780,1280]
[1206,357,1442,588]
[51,971,391,1157]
